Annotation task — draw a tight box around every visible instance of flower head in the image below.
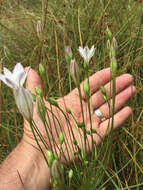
[13,87,33,121]
[78,45,95,63]
[0,63,29,89]
[0,63,33,121]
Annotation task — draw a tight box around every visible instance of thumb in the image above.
[25,67,42,95]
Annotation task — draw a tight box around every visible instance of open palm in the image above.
[23,67,135,162]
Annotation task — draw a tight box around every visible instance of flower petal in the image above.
[13,87,33,121]
[88,45,95,61]
[0,74,14,88]
[3,67,13,79]
[90,45,95,56]
[13,63,25,75]
[78,47,86,60]
[19,66,30,86]
[13,63,28,87]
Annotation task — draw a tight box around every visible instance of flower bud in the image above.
[112,37,118,50]
[86,130,90,135]
[70,59,80,86]
[76,122,85,128]
[68,169,73,179]
[91,129,97,134]
[83,81,90,100]
[47,150,54,168]
[59,133,64,145]
[106,27,113,42]
[107,39,111,50]
[66,108,71,114]
[48,97,59,107]
[65,46,73,62]
[73,139,77,145]
[37,20,43,39]
[101,86,109,102]
[36,96,46,122]
[100,86,106,96]
[39,64,46,78]
[35,86,43,97]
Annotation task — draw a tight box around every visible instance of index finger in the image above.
[72,67,111,99]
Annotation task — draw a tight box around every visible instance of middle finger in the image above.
[90,74,133,109]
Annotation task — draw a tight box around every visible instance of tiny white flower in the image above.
[0,63,29,89]
[78,45,95,63]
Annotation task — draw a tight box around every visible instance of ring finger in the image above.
[94,85,136,119]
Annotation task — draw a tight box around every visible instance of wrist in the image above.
[0,139,50,190]
[20,139,51,189]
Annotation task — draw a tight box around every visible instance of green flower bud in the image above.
[76,122,85,128]
[35,86,43,97]
[66,108,71,114]
[36,96,46,122]
[83,81,90,100]
[100,86,109,102]
[59,133,64,145]
[68,169,73,179]
[100,86,106,96]
[91,129,97,134]
[39,63,46,78]
[107,39,111,50]
[74,152,77,156]
[47,150,54,168]
[112,37,118,50]
[103,95,109,102]
[73,139,77,145]
[86,130,90,135]
[106,27,113,42]
[48,97,59,107]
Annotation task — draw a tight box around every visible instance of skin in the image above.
[0,67,136,190]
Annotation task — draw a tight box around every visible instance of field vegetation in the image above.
[0,0,143,189]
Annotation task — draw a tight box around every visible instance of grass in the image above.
[0,0,143,189]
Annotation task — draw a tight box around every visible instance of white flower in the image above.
[0,63,33,121]
[0,63,29,89]
[78,45,95,63]
[13,87,33,121]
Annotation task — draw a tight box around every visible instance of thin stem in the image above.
[29,121,48,165]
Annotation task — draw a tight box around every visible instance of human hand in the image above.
[23,67,136,162]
